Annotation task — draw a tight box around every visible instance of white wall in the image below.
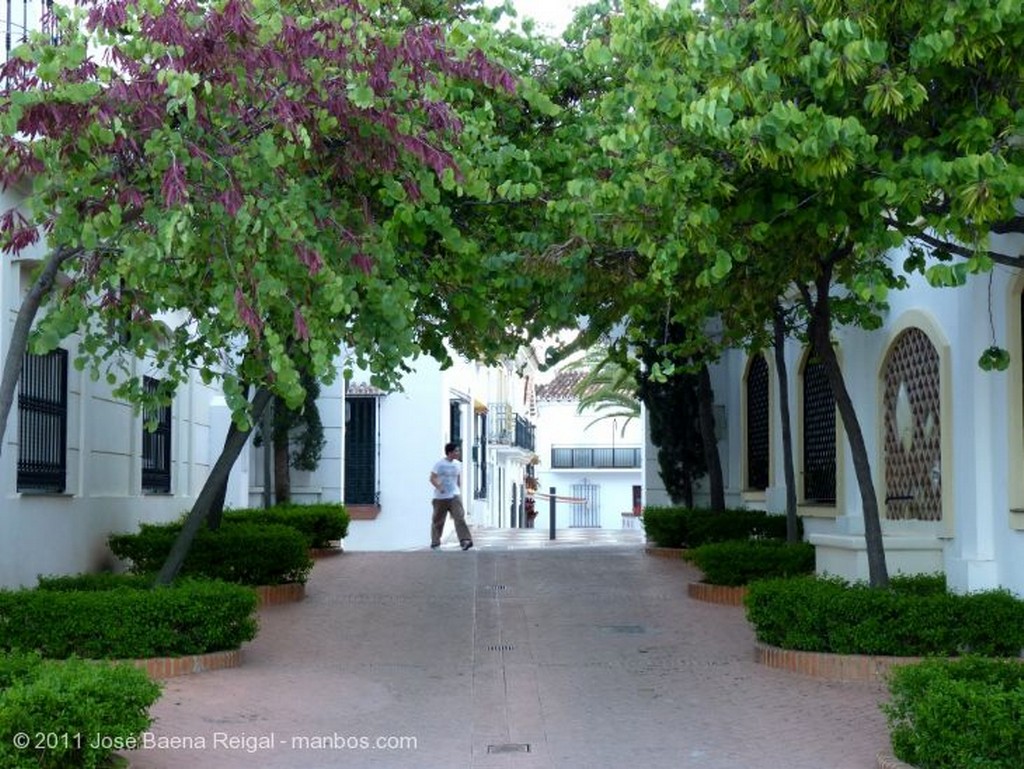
[692,248,1024,596]
[343,359,445,550]
[534,397,642,529]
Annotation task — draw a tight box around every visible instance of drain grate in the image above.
[484,584,509,591]
[487,744,531,754]
[601,624,647,634]
[488,643,515,652]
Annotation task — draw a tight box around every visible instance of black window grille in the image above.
[345,396,378,505]
[142,376,172,493]
[17,348,67,493]
[449,399,462,447]
[473,411,487,499]
[746,354,769,490]
[802,358,836,504]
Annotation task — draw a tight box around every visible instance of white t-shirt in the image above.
[432,458,461,500]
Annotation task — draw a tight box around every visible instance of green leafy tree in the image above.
[574,0,1024,586]
[0,0,582,583]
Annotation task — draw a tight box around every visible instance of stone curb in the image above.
[876,751,916,769]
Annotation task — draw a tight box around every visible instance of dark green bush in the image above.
[0,652,161,769]
[0,579,258,658]
[884,657,1024,769]
[222,502,349,548]
[35,573,153,591]
[685,540,816,586]
[109,521,313,585]
[641,506,692,548]
[745,576,1024,657]
[641,506,798,548]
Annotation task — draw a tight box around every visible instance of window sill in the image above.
[798,503,838,519]
[347,504,381,521]
[1011,509,1024,531]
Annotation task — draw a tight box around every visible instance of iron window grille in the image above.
[17,348,67,493]
[802,358,836,504]
[141,376,172,493]
[746,354,770,491]
[344,395,379,506]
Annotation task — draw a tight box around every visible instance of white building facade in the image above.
[533,370,643,531]
[646,242,1024,596]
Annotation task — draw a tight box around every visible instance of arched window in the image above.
[745,354,770,491]
[882,328,942,522]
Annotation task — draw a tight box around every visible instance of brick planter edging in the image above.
[644,546,689,559]
[127,649,242,679]
[754,642,922,682]
[310,545,343,559]
[255,582,306,606]
[876,751,916,769]
[687,581,748,606]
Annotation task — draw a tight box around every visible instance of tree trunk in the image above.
[697,364,725,511]
[274,435,291,504]
[803,271,889,587]
[0,246,80,456]
[155,387,273,586]
[773,306,800,542]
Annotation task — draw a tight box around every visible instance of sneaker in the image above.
[460,540,474,551]
[430,543,440,550]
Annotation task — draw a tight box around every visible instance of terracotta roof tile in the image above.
[347,382,386,397]
[535,370,587,401]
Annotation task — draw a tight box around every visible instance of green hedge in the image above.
[884,657,1024,769]
[642,506,797,548]
[0,578,258,659]
[745,575,1024,657]
[685,540,816,586]
[0,652,161,769]
[108,522,313,585]
[222,502,349,548]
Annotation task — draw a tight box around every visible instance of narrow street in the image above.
[130,530,890,769]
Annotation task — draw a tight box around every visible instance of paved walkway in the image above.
[128,528,891,769]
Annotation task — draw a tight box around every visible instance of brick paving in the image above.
[126,529,892,769]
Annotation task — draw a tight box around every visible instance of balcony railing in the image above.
[551,446,641,470]
[488,402,535,452]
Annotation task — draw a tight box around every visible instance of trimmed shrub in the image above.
[35,573,153,591]
[109,522,313,585]
[222,502,349,548]
[685,540,815,586]
[642,506,798,548]
[745,575,1024,657]
[0,579,258,659]
[0,652,161,769]
[884,657,1024,769]
[641,506,692,548]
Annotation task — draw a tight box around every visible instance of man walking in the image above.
[429,442,473,551]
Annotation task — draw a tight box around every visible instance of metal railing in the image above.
[551,446,641,470]
[487,403,535,452]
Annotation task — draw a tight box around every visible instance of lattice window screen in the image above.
[882,328,942,521]
[802,358,836,504]
[746,354,770,491]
